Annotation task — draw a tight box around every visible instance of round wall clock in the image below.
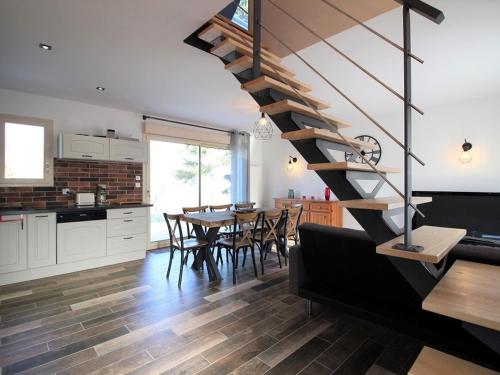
[345,135,382,165]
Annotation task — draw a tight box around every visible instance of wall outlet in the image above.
[135,175,141,181]
[62,188,71,196]
[135,182,141,188]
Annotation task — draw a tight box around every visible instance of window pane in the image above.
[232,0,249,30]
[149,140,199,242]
[5,123,44,179]
[201,147,231,206]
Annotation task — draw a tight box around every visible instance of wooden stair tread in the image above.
[282,128,375,149]
[308,162,399,173]
[225,56,309,91]
[423,260,500,330]
[211,15,271,50]
[261,100,351,129]
[409,347,498,375]
[211,38,290,75]
[376,225,465,263]
[200,23,277,61]
[339,196,432,211]
[242,76,329,110]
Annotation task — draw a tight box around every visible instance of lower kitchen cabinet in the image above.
[0,216,27,274]
[107,208,148,255]
[27,213,56,268]
[107,233,148,256]
[57,219,107,263]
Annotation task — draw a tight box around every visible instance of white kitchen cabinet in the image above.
[27,213,56,268]
[109,139,147,163]
[107,233,148,256]
[57,220,107,264]
[107,216,148,237]
[106,208,148,256]
[0,216,27,274]
[58,133,110,161]
[107,207,148,220]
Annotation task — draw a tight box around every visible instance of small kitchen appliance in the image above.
[76,193,95,207]
[96,184,109,206]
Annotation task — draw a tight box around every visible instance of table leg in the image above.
[191,225,222,282]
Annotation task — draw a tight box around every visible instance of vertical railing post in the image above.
[252,0,262,78]
[403,3,412,249]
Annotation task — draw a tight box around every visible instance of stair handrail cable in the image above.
[320,0,424,64]
[266,0,424,115]
[228,2,425,218]
[229,0,425,167]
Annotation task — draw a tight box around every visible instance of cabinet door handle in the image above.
[125,157,134,161]
[123,212,133,215]
[81,154,93,158]
[36,215,49,218]
[123,236,133,240]
[123,219,133,222]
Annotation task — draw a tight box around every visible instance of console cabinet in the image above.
[274,198,343,227]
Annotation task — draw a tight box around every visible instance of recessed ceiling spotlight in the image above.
[96,86,106,92]
[39,43,52,51]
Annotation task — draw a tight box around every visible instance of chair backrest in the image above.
[232,211,260,248]
[209,204,232,212]
[261,209,284,243]
[163,213,184,249]
[182,206,208,237]
[286,206,303,239]
[234,202,256,210]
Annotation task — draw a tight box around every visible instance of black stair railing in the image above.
[242,0,445,251]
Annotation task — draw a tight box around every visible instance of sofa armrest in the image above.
[289,244,310,295]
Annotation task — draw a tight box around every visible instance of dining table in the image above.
[180,208,280,282]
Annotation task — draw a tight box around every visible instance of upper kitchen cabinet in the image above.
[109,138,147,163]
[58,133,110,161]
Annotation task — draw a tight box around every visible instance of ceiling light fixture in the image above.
[96,86,106,92]
[459,139,473,163]
[253,112,273,140]
[39,43,52,51]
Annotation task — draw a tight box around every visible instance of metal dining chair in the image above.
[283,204,303,244]
[215,211,260,284]
[253,209,287,274]
[182,205,208,265]
[163,213,208,288]
[234,202,256,211]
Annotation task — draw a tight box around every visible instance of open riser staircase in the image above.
[185,4,500,371]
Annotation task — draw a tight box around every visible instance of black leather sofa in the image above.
[289,223,500,370]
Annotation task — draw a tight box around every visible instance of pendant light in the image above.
[253,112,273,140]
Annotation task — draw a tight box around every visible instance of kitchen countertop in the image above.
[0,203,153,216]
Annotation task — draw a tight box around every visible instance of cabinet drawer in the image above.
[107,217,147,237]
[107,207,148,219]
[293,201,310,211]
[107,233,148,255]
[109,139,147,163]
[310,202,331,212]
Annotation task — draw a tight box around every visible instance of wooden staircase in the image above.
[185,12,499,372]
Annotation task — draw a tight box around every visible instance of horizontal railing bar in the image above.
[267,0,424,115]
[320,0,424,64]
[227,2,425,218]
[393,0,445,24]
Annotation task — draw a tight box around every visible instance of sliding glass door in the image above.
[147,137,231,245]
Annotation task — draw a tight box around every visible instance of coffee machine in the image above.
[95,184,109,206]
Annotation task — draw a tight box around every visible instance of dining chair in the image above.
[182,205,208,265]
[234,202,256,211]
[215,211,260,284]
[254,209,287,274]
[163,213,209,288]
[283,204,303,244]
[209,204,233,212]
[209,204,235,265]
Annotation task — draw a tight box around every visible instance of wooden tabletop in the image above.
[181,208,277,228]
[423,260,500,331]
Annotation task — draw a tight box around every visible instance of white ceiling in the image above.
[1,0,498,132]
[0,0,260,131]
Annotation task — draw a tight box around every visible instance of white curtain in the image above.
[231,131,250,203]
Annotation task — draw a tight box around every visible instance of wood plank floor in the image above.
[0,249,422,374]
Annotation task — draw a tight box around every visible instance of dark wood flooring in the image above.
[0,249,422,374]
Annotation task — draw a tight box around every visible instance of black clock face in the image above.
[345,135,382,165]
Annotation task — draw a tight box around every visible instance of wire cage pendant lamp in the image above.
[253,112,273,140]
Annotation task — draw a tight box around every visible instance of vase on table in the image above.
[324,187,331,201]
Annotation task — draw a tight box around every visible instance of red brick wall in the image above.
[0,159,143,208]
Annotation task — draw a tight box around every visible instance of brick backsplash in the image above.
[0,159,143,208]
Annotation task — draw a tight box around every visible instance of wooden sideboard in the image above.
[274,198,343,227]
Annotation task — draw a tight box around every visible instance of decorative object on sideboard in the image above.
[345,135,381,165]
[287,155,298,171]
[325,187,331,201]
[253,112,273,140]
[459,139,473,163]
[288,189,295,199]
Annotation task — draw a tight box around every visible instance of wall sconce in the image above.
[287,155,298,171]
[459,139,473,163]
